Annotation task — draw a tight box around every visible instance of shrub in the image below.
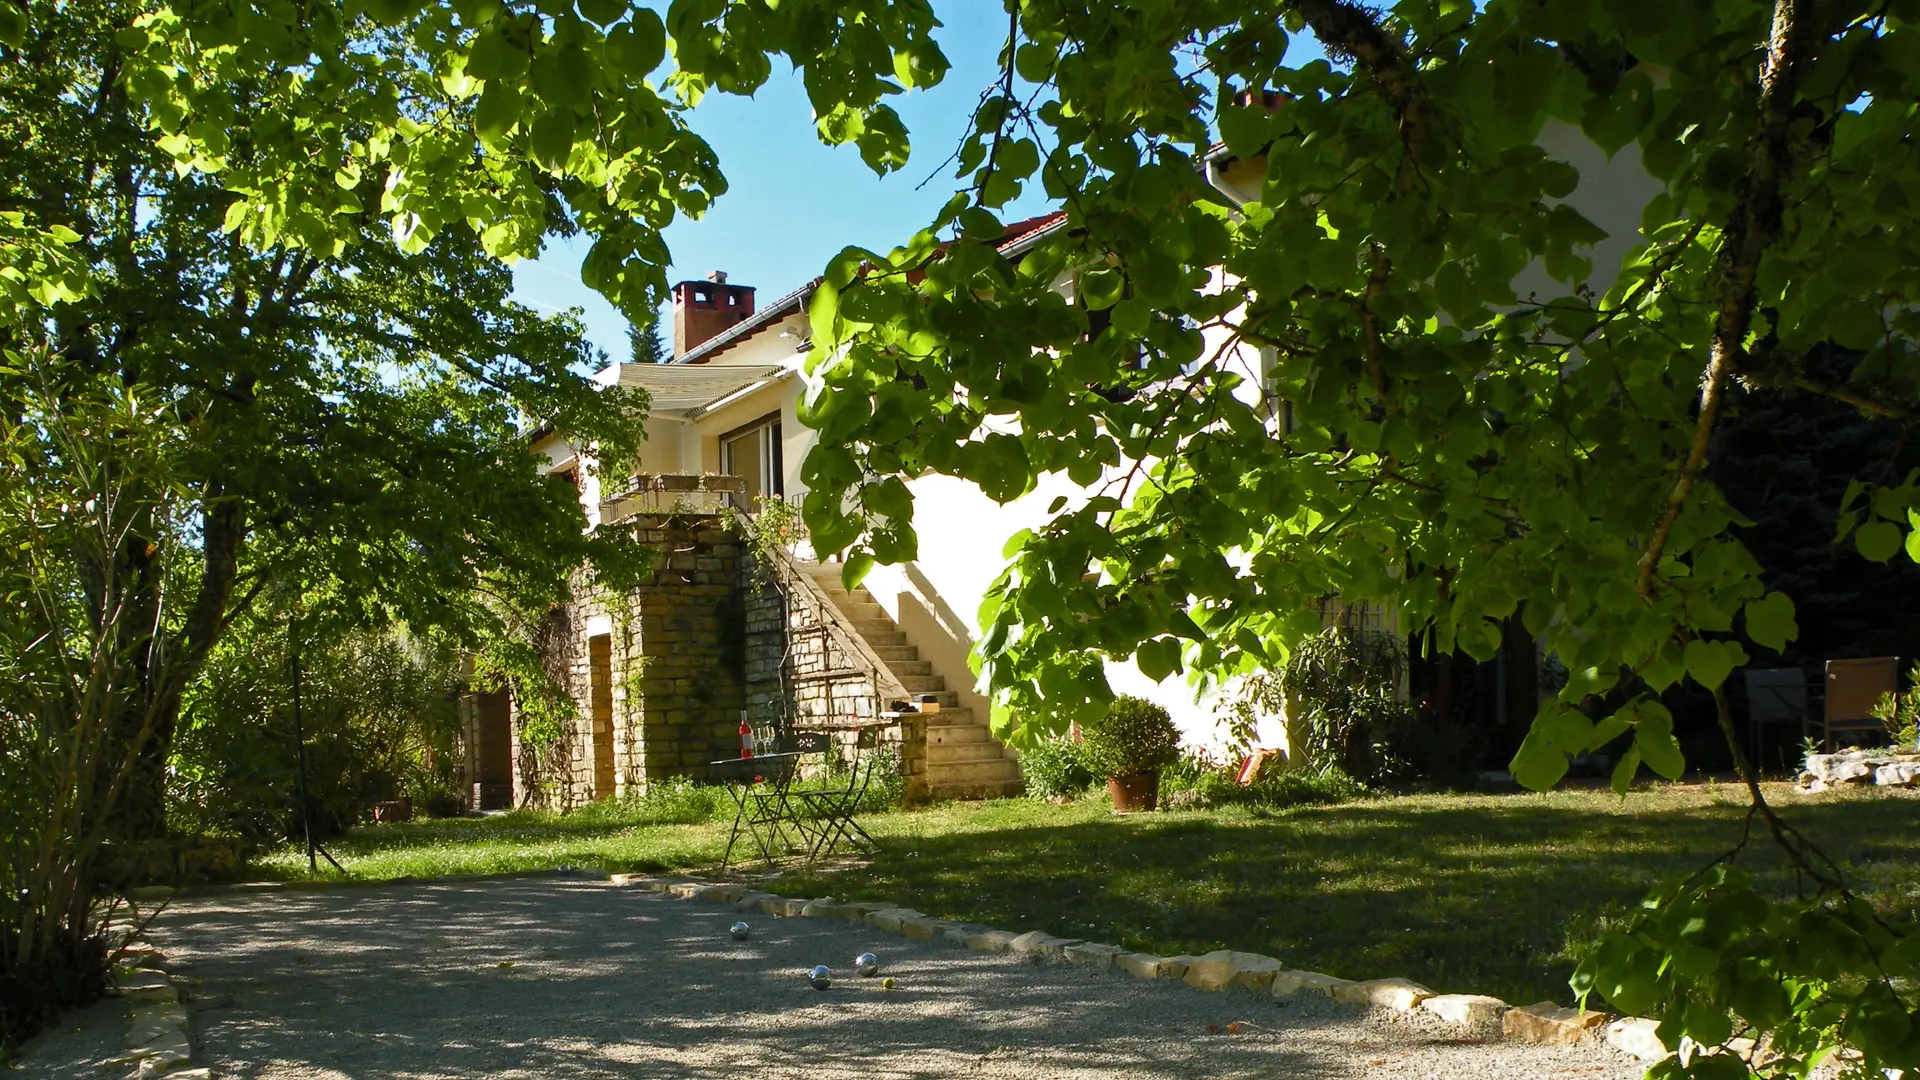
[1160,748,1368,811]
[1870,663,1920,750]
[1022,736,1096,801]
[1078,696,1180,779]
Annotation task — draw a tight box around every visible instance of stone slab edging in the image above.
[108,946,205,1080]
[125,868,1701,1066]
[607,874,1687,1063]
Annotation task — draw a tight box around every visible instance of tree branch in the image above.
[1635,0,1812,599]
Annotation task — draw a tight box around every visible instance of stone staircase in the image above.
[800,562,1024,800]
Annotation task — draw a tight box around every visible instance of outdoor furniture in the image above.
[711,750,808,870]
[1825,657,1900,751]
[793,719,897,862]
[1743,667,1809,772]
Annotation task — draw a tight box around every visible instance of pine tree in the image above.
[628,315,667,365]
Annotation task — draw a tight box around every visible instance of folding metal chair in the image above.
[713,752,804,870]
[795,726,883,862]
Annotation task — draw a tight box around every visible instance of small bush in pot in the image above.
[1079,696,1179,812]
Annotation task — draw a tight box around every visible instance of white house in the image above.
[500,118,1664,807]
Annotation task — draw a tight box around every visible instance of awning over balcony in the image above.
[602,362,788,417]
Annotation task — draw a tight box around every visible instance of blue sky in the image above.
[510,2,1054,365]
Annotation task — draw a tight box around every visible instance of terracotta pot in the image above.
[1107,771,1160,814]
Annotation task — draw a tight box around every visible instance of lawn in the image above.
[250,782,1920,1006]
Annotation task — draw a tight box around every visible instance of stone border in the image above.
[129,868,1693,1068]
[106,946,205,1080]
[599,874,1684,1063]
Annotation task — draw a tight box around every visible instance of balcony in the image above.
[599,473,749,521]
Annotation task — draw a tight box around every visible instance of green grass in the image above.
[250,781,1920,1006]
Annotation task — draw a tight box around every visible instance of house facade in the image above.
[463,119,1664,809]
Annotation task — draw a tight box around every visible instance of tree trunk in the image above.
[105,491,247,842]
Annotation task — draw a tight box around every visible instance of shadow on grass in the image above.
[789,787,1920,1005]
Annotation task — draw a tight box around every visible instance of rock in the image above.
[1183,950,1285,993]
[1421,994,1509,1027]
[127,1005,188,1046]
[1332,977,1432,1011]
[898,916,953,941]
[130,1031,192,1077]
[941,923,993,946]
[665,882,704,899]
[1009,931,1083,959]
[834,901,895,920]
[731,891,775,911]
[1876,762,1920,786]
[163,1071,213,1080]
[1605,1017,1671,1061]
[121,970,177,1006]
[799,897,843,917]
[608,873,654,888]
[1272,970,1355,999]
[1831,759,1876,784]
[694,884,744,903]
[1162,789,1211,810]
[1062,942,1125,967]
[1503,1001,1608,1045]
[963,930,1019,952]
[1115,953,1191,980]
[865,908,927,934]
[753,895,806,917]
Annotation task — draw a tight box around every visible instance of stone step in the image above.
[897,673,947,693]
[927,722,995,747]
[839,599,887,621]
[852,617,902,638]
[927,740,1014,766]
[856,629,908,648]
[927,756,1023,783]
[887,659,934,677]
[928,778,1027,801]
[869,644,921,663]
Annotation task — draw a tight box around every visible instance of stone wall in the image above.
[521,511,927,802]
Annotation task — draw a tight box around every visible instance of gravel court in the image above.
[148,878,1644,1079]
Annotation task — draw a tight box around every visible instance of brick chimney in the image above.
[672,270,756,359]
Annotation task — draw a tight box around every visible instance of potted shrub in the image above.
[1079,696,1179,813]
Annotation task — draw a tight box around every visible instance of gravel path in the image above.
[149,878,1644,1079]
[12,996,127,1080]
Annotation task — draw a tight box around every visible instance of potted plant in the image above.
[1079,695,1180,813]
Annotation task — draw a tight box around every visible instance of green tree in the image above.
[0,0,659,843]
[15,0,1920,1068]
[629,311,668,365]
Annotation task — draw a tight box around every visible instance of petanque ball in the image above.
[729,921,751,941]
[854,952,880,977]
[808,964,833,991]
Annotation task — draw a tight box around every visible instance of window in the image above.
[720,415,783,505]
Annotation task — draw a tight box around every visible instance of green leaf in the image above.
[466,23,527,81]
[840,550,875,592]
[575,0,626,27]
[1743,592,1798,653]
[0,4,25,48]
[1634,701,1686,779]
[474,81,524,144]
[1683,640,1737,690]
[606,12,665,78]
[528,107,577,169]
[1610,745,1641,794]
[530,43,593,108]
[1856,520,1902,562]
[1137,637,1181,682]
